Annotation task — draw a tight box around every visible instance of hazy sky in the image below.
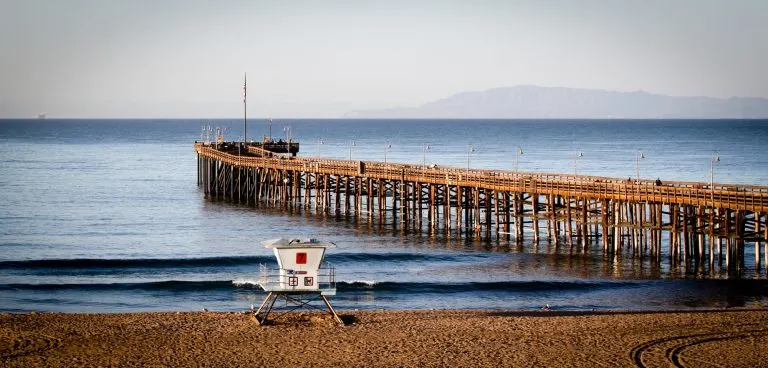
[1,0,767,118]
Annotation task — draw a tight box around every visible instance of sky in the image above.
[1,0,767,118]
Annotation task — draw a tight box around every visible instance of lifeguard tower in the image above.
[253,238,342,325]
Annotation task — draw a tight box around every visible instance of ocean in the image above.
[2,118,768,313]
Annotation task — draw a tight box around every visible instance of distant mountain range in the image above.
[346,86,768,119]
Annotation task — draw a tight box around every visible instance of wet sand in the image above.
[3,309,768,367]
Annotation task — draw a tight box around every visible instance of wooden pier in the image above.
[195,141,768,273]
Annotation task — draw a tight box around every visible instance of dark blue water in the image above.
[2,118,768,313]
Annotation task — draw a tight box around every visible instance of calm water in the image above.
[1,118,768,313]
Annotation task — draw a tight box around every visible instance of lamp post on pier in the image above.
[348,140,356,160]
[710,152,720,205]
[204,125,212,145]
[574,151,584,176]
[467,144,475,173]
[636,151,644,182]
[243,73,247,144]
[384,141,391,164]
[316,139,324,157]
[514,146,523,174]
[422,143,431,166]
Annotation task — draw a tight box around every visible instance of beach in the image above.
[3,309,768,367]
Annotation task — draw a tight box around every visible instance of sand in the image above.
[3,309,768,367]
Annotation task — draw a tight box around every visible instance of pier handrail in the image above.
[195,143,768,212]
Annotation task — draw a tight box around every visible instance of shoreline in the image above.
[4,308,768,367]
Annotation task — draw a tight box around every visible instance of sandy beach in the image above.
[3,309,768,367]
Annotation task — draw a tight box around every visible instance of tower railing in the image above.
[257,263,336,294]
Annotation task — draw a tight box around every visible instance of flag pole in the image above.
[243,73,247,145]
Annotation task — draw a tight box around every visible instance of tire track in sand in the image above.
[630,327,768,368]
[1,333,62,359]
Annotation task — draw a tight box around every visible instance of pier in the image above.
[195,141,768,273]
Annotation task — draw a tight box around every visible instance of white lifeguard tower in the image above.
[253,238,342,325]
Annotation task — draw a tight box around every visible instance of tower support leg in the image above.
[252,292,344,326]
[320,295,344,325]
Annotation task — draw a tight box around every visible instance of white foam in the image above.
[232,279,260,287]
[343,279,378,286]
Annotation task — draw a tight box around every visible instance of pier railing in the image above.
[195,143,768,212]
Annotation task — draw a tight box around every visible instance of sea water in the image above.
[1,119,768,313]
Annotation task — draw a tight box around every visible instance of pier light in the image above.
[636,151,645,182]
[243,73,248,144]
[215,126,227,149]
[422,143,431,166]
[348,140,357,160]
[384,141,392,164]
[283,126,292,143]
[710,152,720,204]
[515,146,523,174]
[467,144,475,173]
[316,139,324,157]
[574,151,584,176]
[268,118,273,142]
